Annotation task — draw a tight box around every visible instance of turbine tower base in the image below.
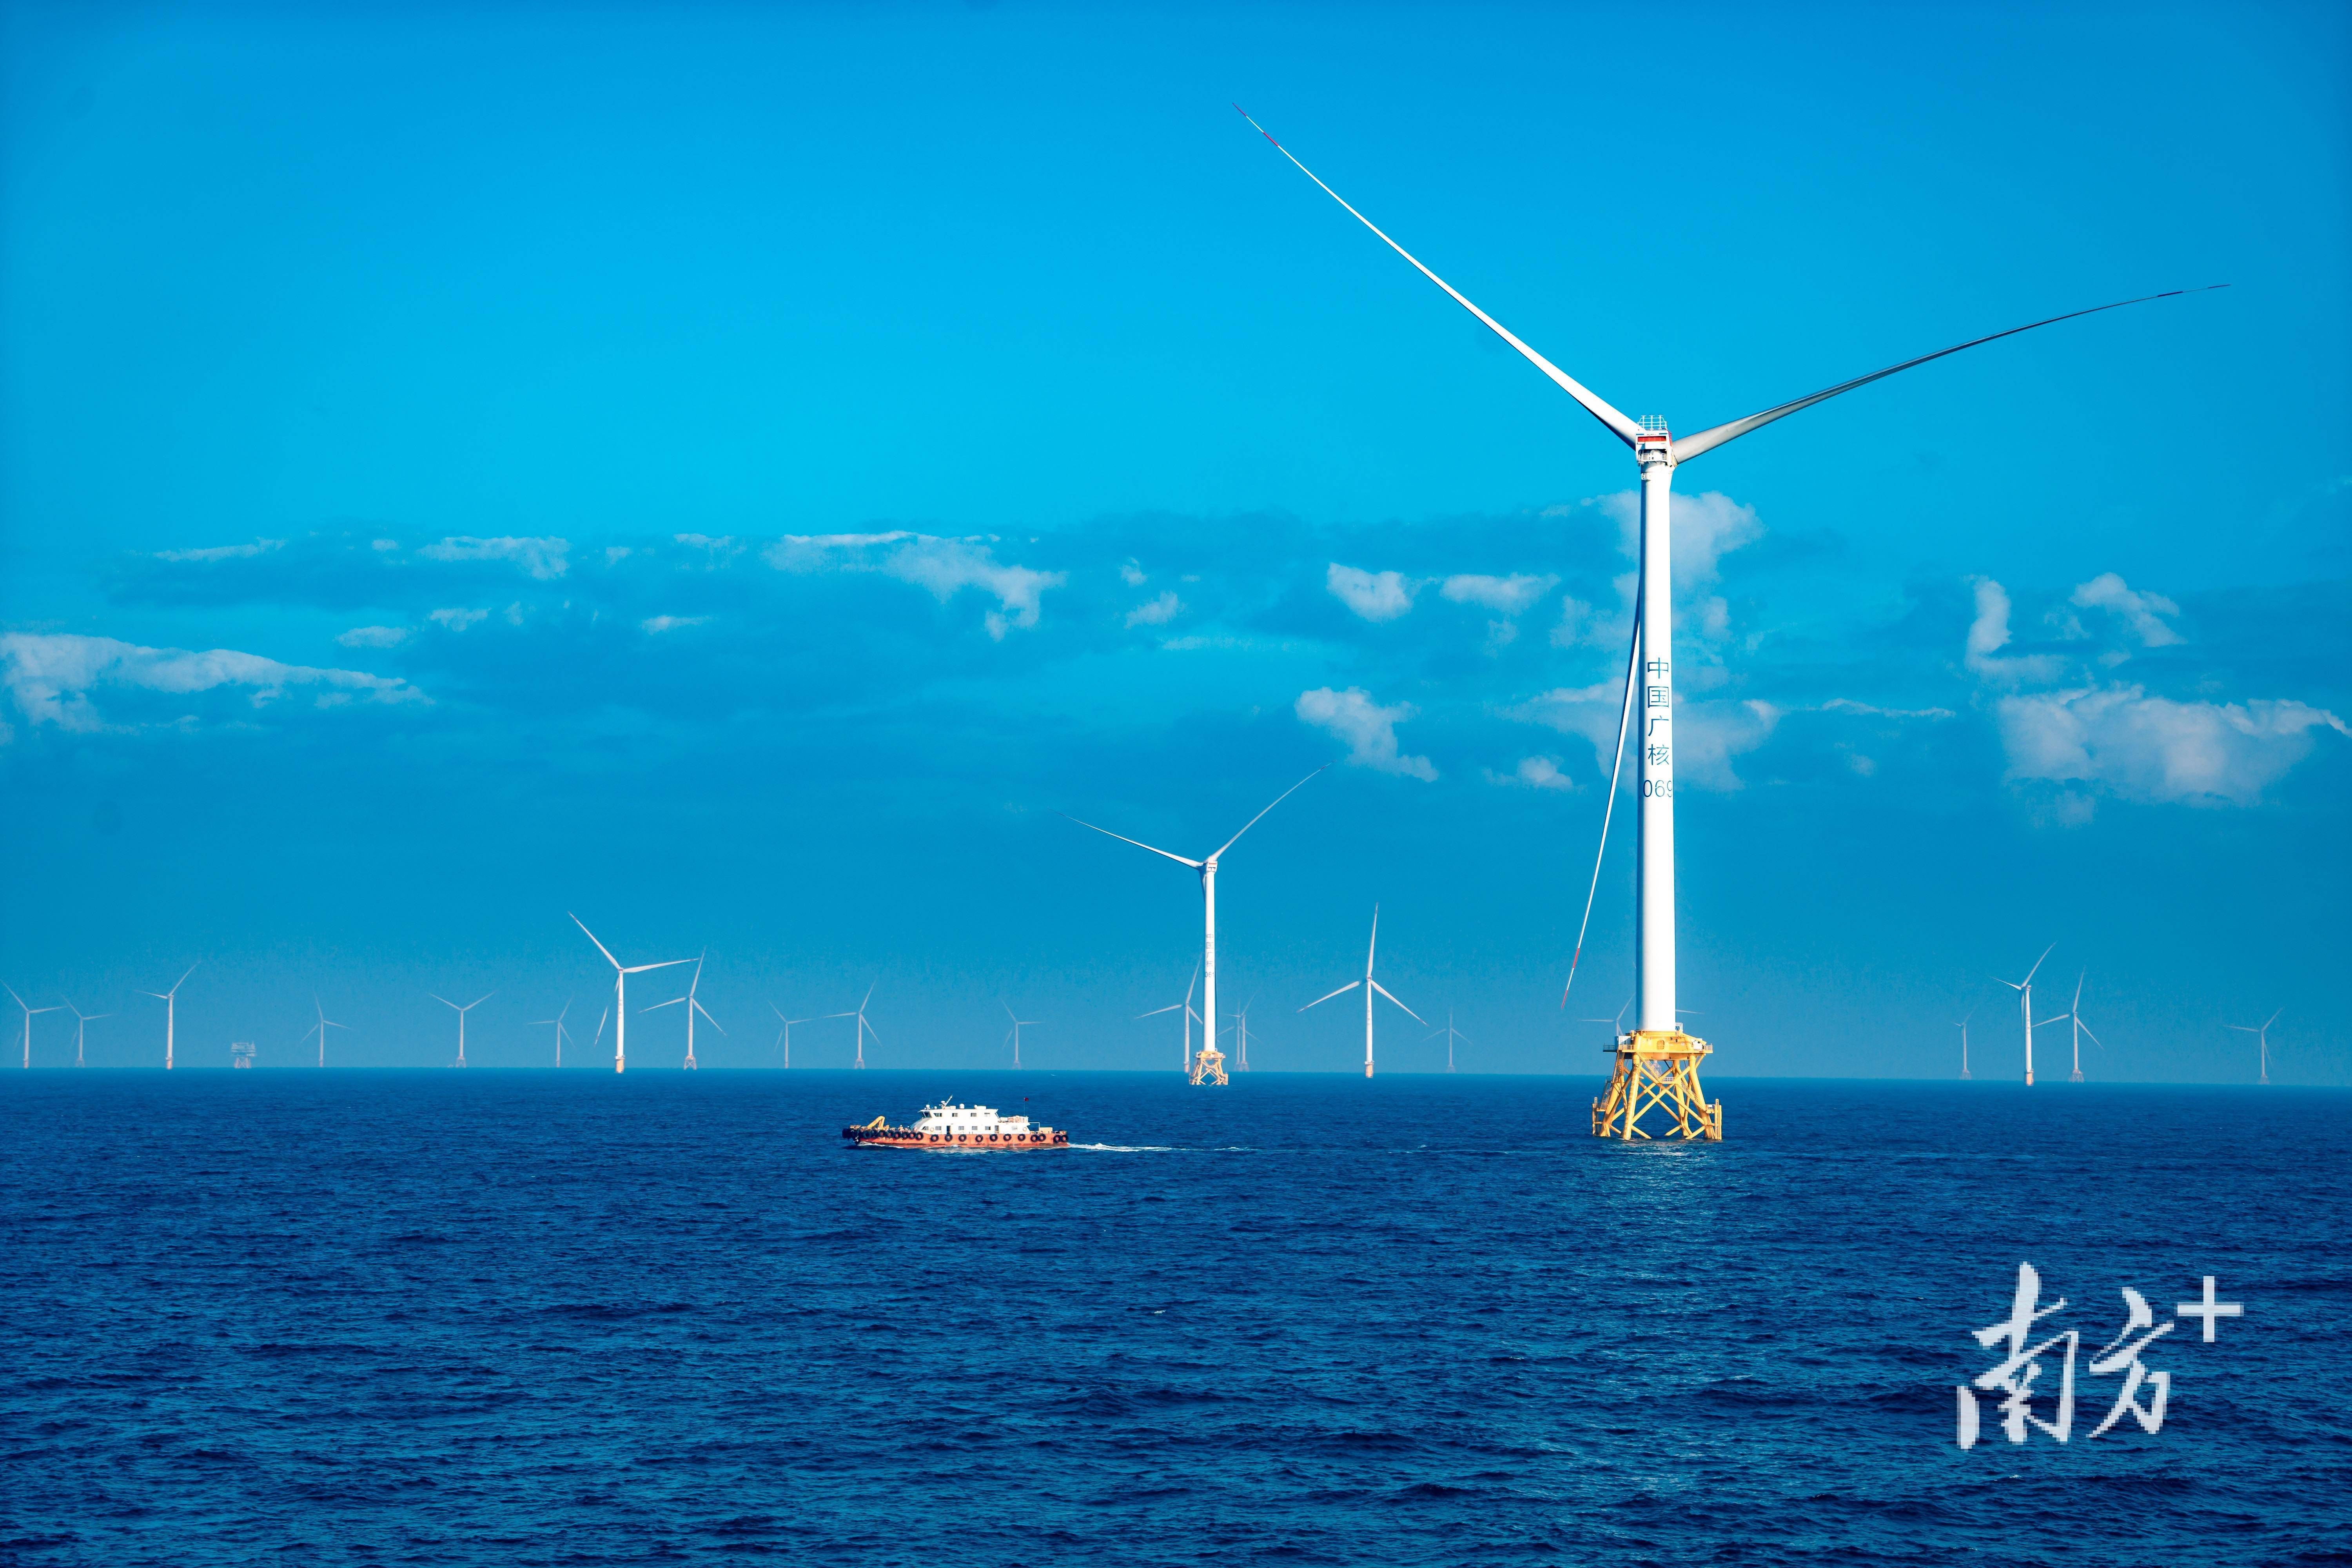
[1592,1031,1723,1142]
[1189,1042,1228,1087]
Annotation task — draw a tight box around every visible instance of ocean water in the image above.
[2,1071,2345,1566]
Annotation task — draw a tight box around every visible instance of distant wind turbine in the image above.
[5,983,61,1070]
[769,1005,813,1069]
[827,985,880,1069]
[1996,944,2056,1087]
[1241,106,2225,1067]
[570,914,688,1075]
[2227,1009,2280,1086]
[1428,1010,1469,1073]
[1064,767,1324,1088]
[644,953,722,1070]
[298,995,348,1068]
[530,998,574,1068]
[1004,1003,1037,1069]
[1955,1006,1978,1081]
[63,1000,110,1068]
[1138,960,1203,1076]
[1301,904,1423,1079]
[2060,973,2105,1083]
[136,964,198,1071]
[431,991,493,1069]
[1225,992,1261,1072]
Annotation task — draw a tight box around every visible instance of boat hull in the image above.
[843,1127,1069,1151]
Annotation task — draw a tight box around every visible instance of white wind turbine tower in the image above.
[570,914,688,1075]
[5,983,61,1070]
[530,999,574,1067]
[1004,1003,1037,1069]
[63,1000,110,1068]
[2059,972,2106,1083]
[770,1005,813,1068]
[1137,960,1204,1075]
[297,996,348,1068]
[1225,992,1261,1072]
[1240,109,2223,1132]
[1064,768,1323,1087]
[136,964,198,1071]
[828,985,880,1069]
[644,954,723,1070]
[1955,1006,1978,1081]
[1996,944,2056,1087]
[1428,1010,1469,1073]
[2227,1009,2280,1086]
[1301,905,1425,1079]
[431,991,492,1069]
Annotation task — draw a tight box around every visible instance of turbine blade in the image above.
[1671,287,2230,463]
[624,959,691,973]
[642,997,685,1011]
[1238,108,1640,446]
[429,994,456,1009]
[1365,903,1379,978]
[1299,980,1361,1011]
[695,998,726,1034]
[1137,1003,1183,1018]
[1210,764,1329,859]
[1058,813,1202,868]
[569,913,622,970]
[468,992,494,1010]
[1562,598,1643,1007]
[2265,1008,2282,1028]
[173,964,199,993]
[1370,980,1425,1025]
[2023,943,2056,987]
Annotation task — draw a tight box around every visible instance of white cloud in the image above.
[0,632,425,734]
[1504,681,1623,769]
[1326,564,1417,622]
[337,625,411,649]
[604,546,634,566]
[1295,686,1437,780]
[2070,572,2183,647]
[419,536,570,580]
[155,539,284,563]
[763,531,1065,639]
[1996,687,2345,807]
[428,608,488,632]
[1671,700,1783,791]
[1594,489,1762,584]
[640,615,709,634]
[1964,578,2065,686]
[1125,592,1181,628]
[1120,561,1148,587]
[674,534,744,564]
[1441,573,1557,616]
[1485,755,1573,791]
[371,539,399,552]
[1815,698,1955,720]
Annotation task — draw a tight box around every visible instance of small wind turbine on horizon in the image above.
[644,954,722,1070]
[2227,1009,2281,1086]
[570,914,688,1075]
[1004,1003,1037,1069]
[1238,107,2226,1079]
[298,995,348,1068]
[1138,960,1204,1076]
[5,983,61,1070]
[828,986,880,1069]
[2059,973,2107,1083]
[1225,991,1261,1072]
[770,1005,813,1069]
[1955,1006,1978,1081]
[431,991,492,1069]
[136,964,198,1071]
[1063,767,1324,1088]
[530,999,574,1068]
[1301,904,1424,1079]
[1997,944,2056,1087]
[63,1000,110,1068]
[1428,1010,1469,1073]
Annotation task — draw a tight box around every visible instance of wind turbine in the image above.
[530,999,574,1067]
[1996,944,2056,1087]
[1138,960,1204,1075]
[297,995,348,1068]
[770,1005,813,1068]
[136,964,198,1070]
[1955,1006,1978,1081]
[570,914,688,1075]
[644,954,723,1070]
[2227,1009,2280,1086]
[1004,1003,1037,1069]
[590,1005,610,1065]
[5,984,61,1070]
[2059,972,2104,1083]
[1240,108,2225,1067]
[1226,992,1261,1072]
[1301,904,1424,1079]
[62,1000,110,1067]
[1063,767,1324,1087]
[828,985,880,1069]
[430,991,492,1069]
[1428,1009,1469,1073]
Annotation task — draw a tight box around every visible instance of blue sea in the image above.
[2,1071,2345,1566]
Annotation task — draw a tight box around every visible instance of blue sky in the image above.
[2,1,2345,1080]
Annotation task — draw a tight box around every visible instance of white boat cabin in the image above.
[912,1100,1031,1136]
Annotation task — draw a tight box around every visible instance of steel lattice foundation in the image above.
[1592,1031,1724,1141]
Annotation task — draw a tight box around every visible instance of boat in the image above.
[842,1099,1070,1151]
